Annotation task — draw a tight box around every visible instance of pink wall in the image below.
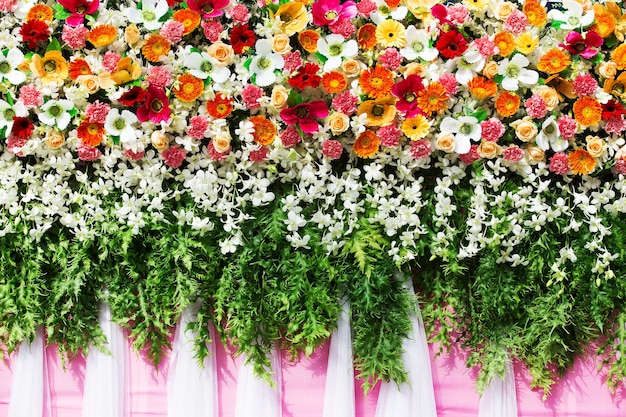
[1,339,625,416]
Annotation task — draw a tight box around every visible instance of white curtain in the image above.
[8,327,46,417]
[82,303,127,417]
[167,305,218,417]
[375,276,437,417]
[478,357,518,417]
[322,300,355,417]
[234,345,282,417]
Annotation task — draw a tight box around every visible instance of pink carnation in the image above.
[322,139,343,159]
[162,145,187,168]
[102,51,121,73]
[187,116,209,139]
[85,101,111,124]
[61,24,89,49]
[0,0,18,12]
[459,144,481,165]
[6,136,26,156]
[447,4,469,25]
[378,125,402,147]
[605,117,626,135]
[283,51,303,74]
[557,115,577,139]
[241,84,264,109]
[125,149,145,161]
[502,145,524,162]
[77,145,102,161]
[503,9,528,35]
[281,126,302,147]
[525,94,547,119]
[19,84,43,109]
[614,158,626,175]
[160,21,185,44]
[331,91,358,115]
[439,73,458,96]
[201,20,223,43]
[548,152,570,175]
[480,118,505,142]
[249,146,269,162]
[356,0,376,17]
[474,35,496,58]
[146,66,173,89]
[228,4,251,24]
[410,139,432,159]
[378,48,403,71]
[573,74,598,96]
[329,20,356,39]
[207,141,230,160]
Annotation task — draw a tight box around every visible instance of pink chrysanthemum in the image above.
[378,125,402,147]
[249,146,269,162]
[459,144,481,165]
[281,127,302,147]
[503,145,524,162]
[615,158,626,175]
[77,145,102,161]
[241,84,264,109]
[125,149,145,161]
[356,0,376,17]
[447,4,470,26]
[19,84,43,109]
[329,20,357,39]
[525,94,547,119]
[480,118,505,142]
[503,9,528,35]
[557,115,577,139]
[160,21,185,44]
[474,35,496,58]
[605,117,626,135]
[207,141,230,160]
[162,145,187,168]
[331,91,358,115]
[322,139,343,159]
[549,152,570,175]
[187,116,209,139]
[228,4,251,24]
[410,139,432,159]
[102,51,121,73]
[62,24,89,49]
[378,48,403,71]
[573,74,598,96]
[283,51,303,74]
[438,73,458,96]
[85,101,111,124]
[146,66,173,89]
[201,20,223,43]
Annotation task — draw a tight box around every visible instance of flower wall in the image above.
[2,0,626,396]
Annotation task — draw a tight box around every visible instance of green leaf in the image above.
[46,38,62,53]
[287,89,303,107]
[471,108,488,122]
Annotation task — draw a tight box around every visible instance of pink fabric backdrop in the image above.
[1,338,625,416]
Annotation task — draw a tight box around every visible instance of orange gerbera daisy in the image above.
[568,149,596,175]
[26,4,53,22]
[357,23,377,50]
[416,82,449,116]
[359,66,394,99]
[495,91,521,117]
[249,115,276,146]
[173,73,204,102]
[206,93,233,119]
[493,32,515,57]
[591,4,617,38]
[142,34,171,63]
[298,30,320,53]
[573,96,602,126]
[68,58,93,81]
[321,71,347,94]
[77,120,105,147]
[353,130,380,158]
[522,0,547,26]
[467,76,497,100]
[611,44,626,70]
[537,49,571,74]
[86,24,117,47]
[173,9,201,35]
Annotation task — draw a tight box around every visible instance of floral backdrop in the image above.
[1,0,626,397]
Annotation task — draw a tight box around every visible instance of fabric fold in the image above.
[8,327,46,417]
[234,345,282,417]
[478,356,518,417]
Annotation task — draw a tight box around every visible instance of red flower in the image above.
[11,117,35,139]
[20,20,50,50]
[431,3,451,25]
[137,87,171,124]
[602,99,626,119]
[391,74,425,118]
[118,87,147,107]
[58,0,99,26]
[288,63,321,90]
[435,30,468,59]
[230,24,256,54]
[187,0,229,18]
[280,100,329,134]
[560,30,603,59]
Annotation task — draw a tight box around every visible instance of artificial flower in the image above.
[568,149,597,174]
[357,96,397,126]
[391,74,425,118]
[249,39,285,87]
[126,0,169,31]
[440,116,481,154]
[498,54,539,91]
[274,2,309,36]
[400,26,438,62]
[317,34,358,72]
[548,0,595,30]
[137,87,171,124]
[173,74,204,102]
[38,99,74,130]
[57,0,98,26]
[0,48,26,85]
[311,0,357,26]
[280,100,329,133]
[436,30,468,59]
[359,66,394,99]
[353,130,380,158]
[187,0,228,19]
[535,116,567,152]
[184,50,231,83]
[560,31,603,59]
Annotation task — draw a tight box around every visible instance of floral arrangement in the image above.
[2,0,626,396]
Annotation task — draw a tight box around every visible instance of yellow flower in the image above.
[30,50,68,86]
[402,115,431,140]
[375,19,406,48]
[515,32,539,54]
[274,2,309,36]
[464,0,489,12]
[357,97,397,127]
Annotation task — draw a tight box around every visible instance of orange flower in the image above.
[321,71,347,94]
[249,116,276,146]
[591,4,617,38]
[173,73,204,102]
[26,4,53,22]
[69,58,93,81]
[87,24,117,47]
[142,34,171,63]
[206,93,233,118]
[357,97,397,127]
[467,76,497,100]
[522,0,547,26]
[537,49,571,74]
[416,82,449,116]
[110,57,142,85]
[77,120,105,147]
[573,96,602,126]
[353,130,380,158]
[611,44,626,70]
[357,23,377,50]
[298,30,320,53]
[359,66,394,99]
[568,149,596,175]
[30,50,68,86]
[493,32,515,56]
[495,91,520,117]
[173,9,201,35]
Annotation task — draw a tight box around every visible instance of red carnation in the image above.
[288,63,321,90]
[118,87,147,107]
[230,24,256,54]
[11,117,34,139]
[435,30,468,59]
[20,20,50,50]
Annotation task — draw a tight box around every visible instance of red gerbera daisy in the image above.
[288,63,321,90]
[435,30,468,59]
[230,24,256,54]
[20,19,50,50]
[118,86,147,107]
[11,117,35,139]
[602,99,626,119]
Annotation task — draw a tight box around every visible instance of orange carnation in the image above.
[359,66,394,99]
[353,130,380,158]
[495,91,521,117]
[173,9,201,35]
[467,76,497,100]
[321,71,347,94]
[250,116,277,146]
[87,24,117,47]
[568,149,596,175]
[206,93,233,119]
[537,49,571,74]
[173,74,204,102]
[298,30,321,53]
[494,32,515,57]
[142,34,171,63]
[573,96,602,126]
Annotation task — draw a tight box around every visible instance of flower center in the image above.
[143,10,156,21]
[151,99,164,112]
[325,10,338,20]
[257,57,272,70]
[544,124,556,135]
[372,104,385,117]
[44,59,57,73]
[505,64,520,79]
[0,62,9,74]
[296,107,309,118]
[573,41,586,52]
[370,77,384,89]
[76,4,87,13]
[404,92,416,103]
[87,123,99,134]
[412,41,424,52]
[48,104,62,118]
[201,61,214,73]
[328,43,343,56]
[201,3,214,13]
[280,13,292,23]
[378,5,390,15]
[459,122,473,135]
[3,108,15,120]
[568,15,580,26]
[114,117,126,130]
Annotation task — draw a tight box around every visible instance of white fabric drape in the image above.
[478,357,518,417]
[375,277,437,417]
[234,345,282,417]
[322,300,355,417]
[167,305,218,417]
[8,327,46,417]
[82,303,127,417]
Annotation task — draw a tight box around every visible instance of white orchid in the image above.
[450,49,485,85]
[535,116,568,152]
[184,51,231,83]
[105,109,139,147]
[498,54,539,91]
[249,39,284,87]
[440,116,482,154]
[126,0,170,31]
[400,26,439,62]
[0,49,26,85]
[38,100,74,130]
[317,34,358,72]
[548,0,594,30]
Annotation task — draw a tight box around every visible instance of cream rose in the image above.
[404,62,426,77]
[45,129,65,149]
[482,60,499,79]
[207,41,235,67]
[477,141,502,159]
[436,132,456,153]
[327,112,350,135]
[586,136,605,158]
[342,59,364,78]
[272,34,292,55]
[526,146,545,163]
[76,75,100,94]
[125,24,141,46]
[213,133,231,153]
[598,61,618,79]
[270,85,289,110]
[534,86,560,111]
[151,130,170,152]
[494,2,517,20]
[510,117,538,142]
